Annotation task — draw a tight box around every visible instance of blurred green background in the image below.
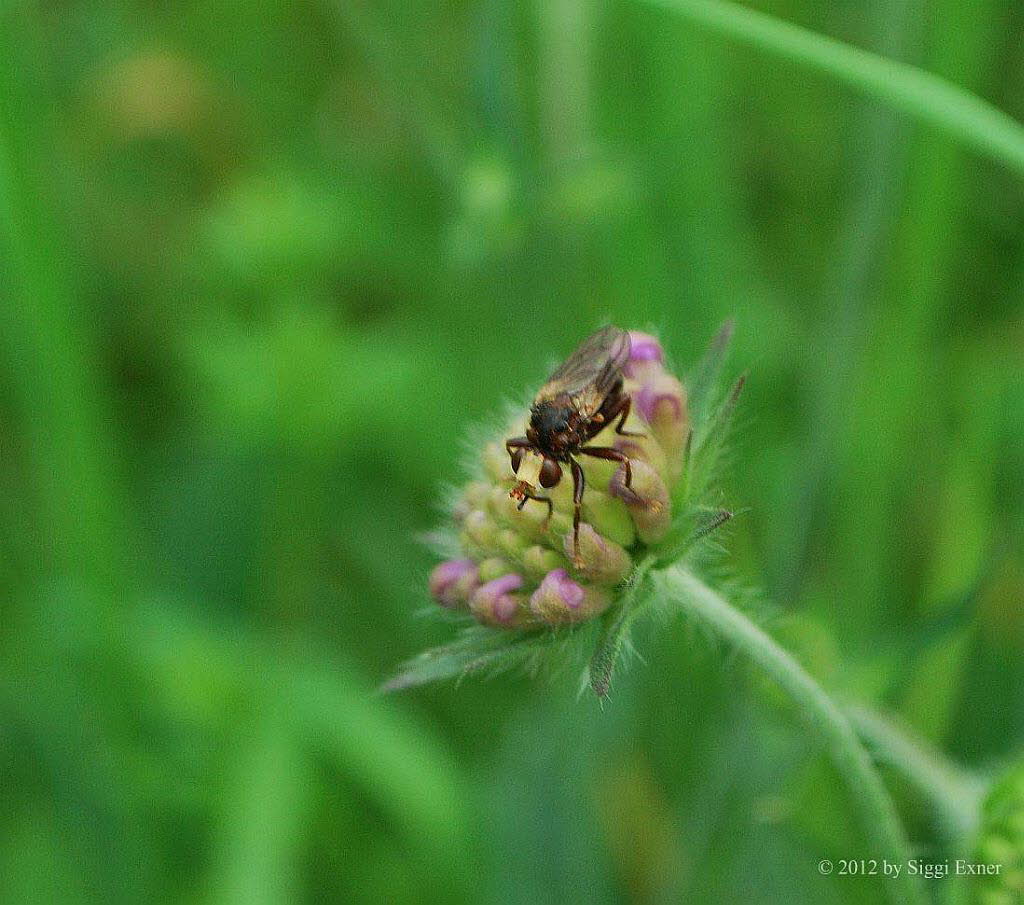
[1,0,1022,902]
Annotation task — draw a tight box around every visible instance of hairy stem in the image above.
[656,566,926,905]
[847,705,985,848]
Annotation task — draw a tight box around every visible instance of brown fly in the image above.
[506,325,643,564]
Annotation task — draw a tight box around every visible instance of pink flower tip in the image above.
[624,331,664,377]
[538,568,585,609]
[634,380,684,425]
[429,559,478,608]
[471,574,524,624]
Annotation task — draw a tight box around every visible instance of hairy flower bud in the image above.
[564,523,631,585]
[429,559,478,609]
[521,544,567,578]
[482,441,511,482]
[496,527,529,560]
[579,489,636,548]
[610,458,671,543]
[470,574,527,627]
[477,557,514,583]
[635,374,688,472]
[395,323,739,697]
[529,569,611,624]
[623,330,665,380]
[461,509,499,554]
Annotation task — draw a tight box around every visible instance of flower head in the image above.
[389,322,740,696]
[429,328,690,630]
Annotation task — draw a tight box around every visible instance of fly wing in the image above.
[534,326,630,415]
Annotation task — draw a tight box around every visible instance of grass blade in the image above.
[636,0,1024,177]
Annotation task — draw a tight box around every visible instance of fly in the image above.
[506,325,642,564]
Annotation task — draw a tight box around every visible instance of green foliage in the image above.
[1,0,1022,903]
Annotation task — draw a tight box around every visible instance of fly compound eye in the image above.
[509,447,524,473]
[539,458,562,488]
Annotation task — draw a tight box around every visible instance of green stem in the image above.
[635,0,1024,178]
[0,6,131,604]
[656,566,927,905]
[847,705,985,848]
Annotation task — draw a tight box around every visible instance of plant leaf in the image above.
[686,318,735,425]
[382,626,553,692]
[588,565,654,697]
[689,373,746,502]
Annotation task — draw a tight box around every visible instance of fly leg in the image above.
[569,457,585,565]
[505,436,531,471]
[609,395,644,437]
[514,485,553,524]
[579,445,646,507]
[579,446,632,486]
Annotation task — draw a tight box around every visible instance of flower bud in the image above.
[462,509,499,552]
[610,458,671,543]
[579,489,635,548]
[624,331,665,380]
[477,556,513,583]
[521,544,568,579]
[634,373,689,479]
[428,559,479,610]
[564,522,631,585]
[410,323,738,689]
[576,452,618,487]
[463,481,491,509]
[488,484,553,542]
[529,568,612,625]
[482,441,512,482]
[470,574,527,627]
[613,433,668,478]
[496,528,529,560]
[452,480,495,524]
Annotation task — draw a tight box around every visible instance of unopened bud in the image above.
[634,373,689,478]
[624,331,665,380]
[415,324,738,678]
[428,559,479,609]
[489,485,551,541]
[529,568,612,625]
[463,481,491,509]
[470,574,527,626]
[613,433,668,478]
[610,459,671,543]
[564,523,631,585]
[477,557,514,582]
[463,509,499,552]
[496,528,529,560]
[580,489,635,548]
[521,544,567,579]
[482,441,512,482]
